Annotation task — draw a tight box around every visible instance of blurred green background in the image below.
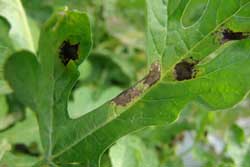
[1,1,250,167]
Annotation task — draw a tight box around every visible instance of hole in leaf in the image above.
[174,60,197,81]
[59,41,79,65]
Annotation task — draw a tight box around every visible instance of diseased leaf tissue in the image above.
[220,28,250,43]
[2,0,250,167]
[174,59,197,81]
[59,41,80,65]
[113,62,161,106]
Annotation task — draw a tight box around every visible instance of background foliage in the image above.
[1,0,250,167]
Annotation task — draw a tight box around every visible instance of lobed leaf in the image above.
[4,0,250,166]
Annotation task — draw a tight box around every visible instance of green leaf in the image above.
[0,112,23,131]
[4,0,250,166]
[0,0,35,52]
[0,110,41,167]
[4,9,93,166]
[226,124,250,166]
[68,86,122,119]
[0,94,26,131]
[0,18,12,94]
[4,51,40,110]
[21,0,53,25]
[0,139,11,160]
[68,51,135,119]
[228,124,245,146]
[0,110,40,147]
[0,0,37,94]
[103,0,145,49]
[0,16,13,48]
[0,95,8,117]
[109,135,159,167]
[192,142,218,166]
[146,0,167,65]
[0,152,39,167]
[241,148,250,167]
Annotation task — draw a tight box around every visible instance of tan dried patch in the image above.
[113,62,161,107]
[113,87,142,107]
[143,62,161,86]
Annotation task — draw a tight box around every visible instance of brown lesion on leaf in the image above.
[143,62,161,87]
[174,58,198,81]
[59,41,80,65]
[113,62,161,107]
[113,87,142,107]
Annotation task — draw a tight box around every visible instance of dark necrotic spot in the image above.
[59,41,79,65]
[174,60,197,81]
[223,29,244,40]
[13,143,40,157]
[222,29,248,42]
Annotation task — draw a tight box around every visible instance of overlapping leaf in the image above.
[0,0,37,94]
[0,0,35,52]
